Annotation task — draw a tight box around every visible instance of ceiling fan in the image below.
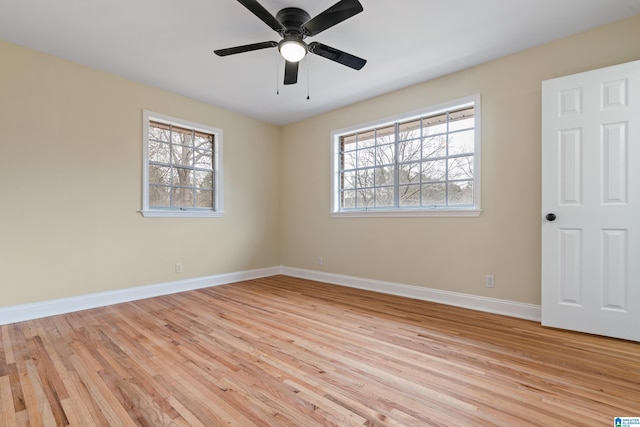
[214,0,367,85]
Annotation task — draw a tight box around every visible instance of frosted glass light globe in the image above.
[279,40,307,62]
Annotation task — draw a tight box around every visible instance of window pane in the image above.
[194,150,212,169]
[172,167,193,187]
[448,181,474,205]
[194,135,213,151]
[449,116,474,132]
[448,156,474,180]
[149,165,171,185]
[149,185,170,207]
[399,162,421,185]
[149,126,170,142]
[342,171,356,190]
[375,187,394,207]
[357,169,374,188]
[422,160,446,182]
[357,148,375,168]
[356,189,374,208]
[399,185,421,206]
[341,190,356,208]
[422,183,446,205]
[342,150,357,170]
[172,187,193,208]
[376,143,394,166]
[448,107,474,132]
[195,171,213,189]
[374,166,393,186]
[423,135,447,159]
[399,119,420,140]
[424,112,447,135]
[341,134,357,149]
[172,145,193,166]
[376,125,395,144]
[357,130,375,148]
[149,141,170,164]
[195,190,213,208]
[172,128,192,146]
[398,139,421,163]
[448,130,474,155]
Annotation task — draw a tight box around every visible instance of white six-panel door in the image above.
[542,60,640,342]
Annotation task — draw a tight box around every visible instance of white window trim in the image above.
[331,208,483,218]
[330,94,482,218]
[141,110,224,218]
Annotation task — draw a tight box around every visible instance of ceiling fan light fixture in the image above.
[214,0,367,85]
[279,39,307,62]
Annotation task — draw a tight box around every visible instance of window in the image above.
[142,111,223,217]
[332,95,481,217]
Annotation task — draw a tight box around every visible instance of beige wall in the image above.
[0,40,281,307]
[2,14,639,309]
[280,14,640,305]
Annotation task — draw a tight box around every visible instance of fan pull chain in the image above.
[306,57,311,100]
[275,50,280,95]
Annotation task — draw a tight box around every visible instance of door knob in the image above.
[546,213,557,221]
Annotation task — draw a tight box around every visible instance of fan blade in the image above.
[214,41,278,56]
[308,42,366,70]
[284,61,299,85]
[302,0,363,37]
[236,0,284,32]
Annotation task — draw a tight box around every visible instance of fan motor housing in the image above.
[276,7,311,34]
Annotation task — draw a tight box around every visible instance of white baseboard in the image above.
[281,267,541,322]
[0,266,281,325]
[0,265,541,325]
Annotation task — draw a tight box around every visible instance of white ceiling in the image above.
[1,0,639,125]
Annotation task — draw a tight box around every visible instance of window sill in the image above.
[331,208,482,218]
[140,210,224,218]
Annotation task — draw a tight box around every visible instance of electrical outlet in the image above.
[316,257,324,266]
[486,274,495,288]
[175,263,183,274]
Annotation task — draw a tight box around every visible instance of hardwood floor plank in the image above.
[0,375,17,427]
[22,356,56,426]
[28,334,70,424]
[1,275,638,425]
[0,327,8,378]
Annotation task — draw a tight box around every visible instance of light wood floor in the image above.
[1,275,638,426]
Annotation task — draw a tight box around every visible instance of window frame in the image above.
[141,110,224,218]
[331,94,482,218]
